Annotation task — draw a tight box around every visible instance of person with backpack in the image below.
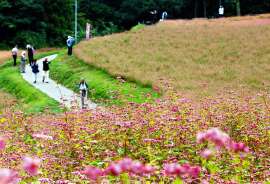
[78,78,88,109]
[27,44,35,65]
[31,59,39,83]
[20,51,27,73]
[42,58,50,83]
[66,36,75,55]
[11,45,18,66]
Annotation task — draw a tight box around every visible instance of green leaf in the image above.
[173,178,183,184]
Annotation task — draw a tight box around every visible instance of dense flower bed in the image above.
[0,92,269,183]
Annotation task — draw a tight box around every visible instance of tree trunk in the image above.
[236,0,241,16]
[194,0,198,18]
[203,0,207,18]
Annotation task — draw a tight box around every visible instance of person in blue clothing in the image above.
[31,59,39,83]
[66,36,75,55]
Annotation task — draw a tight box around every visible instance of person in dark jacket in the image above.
[78,78,89,109]
[27,44,34,65]
[66,36,75,55]
[42,58,50,83]
[31,59,39,83]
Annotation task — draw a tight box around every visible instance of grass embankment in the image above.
[0,51,61,114]
[50,50,159,105]
[0,90,16,111]
[75,15,270,98]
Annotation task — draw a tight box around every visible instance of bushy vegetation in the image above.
[1,0,270,47]
[0,89,269,183]
[75,16,270,98]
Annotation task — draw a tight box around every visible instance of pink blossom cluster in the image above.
[0,169,19,184]
[22,157,41,176]
[197,128,230,148]
[32,133,53,140]
[0,137,6,150]
[163,163,201,178]
[197,128,249,153]
[81,158,156,181]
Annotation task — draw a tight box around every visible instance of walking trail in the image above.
[21,54,97,109]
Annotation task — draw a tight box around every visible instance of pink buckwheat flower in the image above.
[118,158,133,171]
[142,165,156,175]
[230,141,249,153]
[200,149,213,159]
[0,137,6,150]
[105,163,122,176]
[81,166,103,181]
[22,157,41,176]
[197,128,230,148]
[32,133,53,140]
[0,168,19,184]
[163,163,182,176]
[130,161,145,175]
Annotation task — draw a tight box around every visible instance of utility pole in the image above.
[75,0,78,43]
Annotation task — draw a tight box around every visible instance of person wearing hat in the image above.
[20,51,27,73]
[66,36,75,55]
[11,45,18,66]
[78,78,89,109]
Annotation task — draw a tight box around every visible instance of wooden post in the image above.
[86,23,91,40]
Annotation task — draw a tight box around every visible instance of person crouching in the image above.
[31,60,39,83]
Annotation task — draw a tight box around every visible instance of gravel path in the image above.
[21,54,97,109]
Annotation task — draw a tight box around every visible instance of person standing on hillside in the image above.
[27,44,35,65]
[31,59,39,83]
[11,45,18,66]
[20,51,27,73]
[78,78,88,109]
[42,58,50,83]
[66,36,75,56]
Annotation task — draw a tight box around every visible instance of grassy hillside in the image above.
[75,15,270,98]
[0,90,16,111]
[49,50,159,105]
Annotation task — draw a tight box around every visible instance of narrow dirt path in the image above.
[21,54,97,109]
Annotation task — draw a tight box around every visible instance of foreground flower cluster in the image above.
[0,92,269,183]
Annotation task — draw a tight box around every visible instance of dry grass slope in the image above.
[0,51,10,65]
[76,15,270,98]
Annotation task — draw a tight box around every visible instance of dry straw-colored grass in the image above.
[0,51,11,65]
[0,90,16,109]
[75,15,270,98]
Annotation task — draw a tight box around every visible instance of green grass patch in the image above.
[0,55,61,114]
[130,23,146,32]
[50,50,159,106]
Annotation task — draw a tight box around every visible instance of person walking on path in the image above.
[27,44,35,65]
[20,51,27,73]
[66,36,75,56]
[31,59,39,83]
[42,58,50,83]
[11,45,18,66]
[78,79,89,109]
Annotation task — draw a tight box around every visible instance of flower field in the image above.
[0,90,269,183]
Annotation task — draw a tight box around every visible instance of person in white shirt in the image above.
[78,79,89,109]
[11,45,18,66]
